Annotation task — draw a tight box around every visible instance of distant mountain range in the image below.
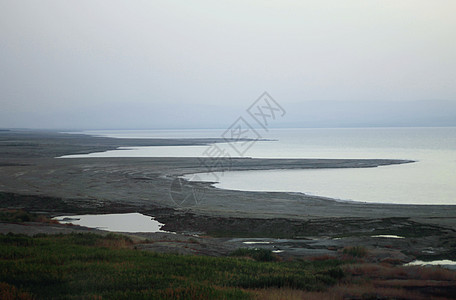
[1,100,455,130]
[279,100,456,128]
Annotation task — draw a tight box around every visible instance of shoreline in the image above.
[0,130,454,222]
[1,130,456,263]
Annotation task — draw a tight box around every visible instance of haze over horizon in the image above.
[1,1,455,130]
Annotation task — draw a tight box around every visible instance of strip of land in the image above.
[1,130,456,263]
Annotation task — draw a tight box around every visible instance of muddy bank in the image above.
[0,129,246,158]
[2,191,456,263]
[1,130,456,262]
[2,156,451,223]
[2,216,455,264]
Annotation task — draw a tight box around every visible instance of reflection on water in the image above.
[186,154,456,204]
[54,213,167,233]
[371,235,405,239]
[406,260,456,270]
[64,129,225,139]
[59,145,229,158]
[61,128,456,205]
[243,241,272,244]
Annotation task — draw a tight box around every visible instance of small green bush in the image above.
[230,248,278,262]
[0,209,33,222]
[343,246,368,258]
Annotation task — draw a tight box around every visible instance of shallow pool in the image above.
[405,260,456,270]
[53,213,167,233]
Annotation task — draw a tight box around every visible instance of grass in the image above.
[0,209,58,224]
[230,248,278,262]
[1,208,455,299]
[342,246,368,258]
[0,282,34,300]
[0,233,345,299]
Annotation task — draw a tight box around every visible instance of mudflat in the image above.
[1,130,455,261]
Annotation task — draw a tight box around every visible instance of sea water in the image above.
[62,127,456,205]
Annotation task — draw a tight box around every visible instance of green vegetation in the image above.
[0,233,345,299]
[230,248,278,262]
[342,246,368,258]
[0,209,57,224]
[0,209,35,222]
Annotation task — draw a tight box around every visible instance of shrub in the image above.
[342,246,368,258]
[230,248,278,262]
[0,209,32,222]
[0,282,34,300]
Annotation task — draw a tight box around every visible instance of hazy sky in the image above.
[1,1,455,129]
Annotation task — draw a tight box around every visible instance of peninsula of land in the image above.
[1,130,455,262]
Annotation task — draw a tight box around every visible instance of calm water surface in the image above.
[62,128,456,205]
[54,213,166,233]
